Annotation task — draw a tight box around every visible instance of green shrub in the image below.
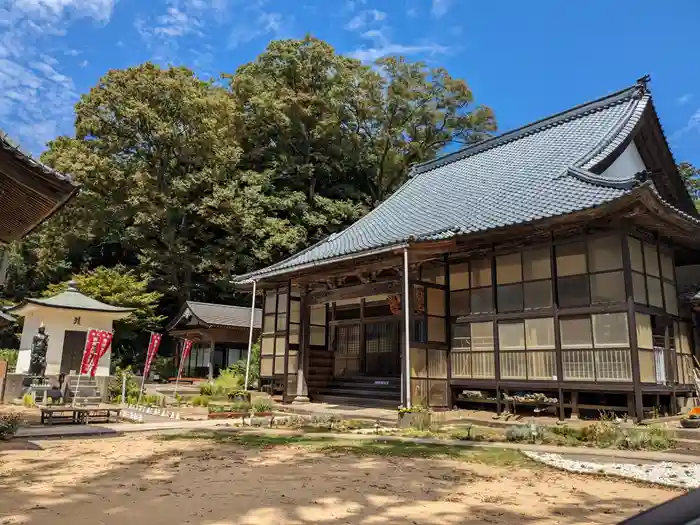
[199,382,214,396]
[227,342,260,386]
[212,367,242,396]
[109,366,140,402]
[150,356,176,380]
[505,424,544,443]
[252,399,273,413]
[448,426,474,441]
[579,420,620,448]
[229,400,251,412]
[0,413,21,439]
[0,349,18,372]
[191,395,209,407]
[22,393,35,408]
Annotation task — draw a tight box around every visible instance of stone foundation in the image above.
[1,373,112,403]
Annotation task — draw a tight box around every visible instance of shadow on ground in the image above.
[0,430,680,525]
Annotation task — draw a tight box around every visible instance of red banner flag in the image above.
[143,332,163,379]
[80,329,100,375]
[177,339,193,380]
[90,331,114,377]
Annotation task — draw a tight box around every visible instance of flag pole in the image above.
[72,327,91,407]
[244,280,257,391]
[137,332,152,406]
[173,339,182,399]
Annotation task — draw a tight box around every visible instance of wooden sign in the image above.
[308,279,402,305]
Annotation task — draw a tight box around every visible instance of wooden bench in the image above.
[40,406,122,425]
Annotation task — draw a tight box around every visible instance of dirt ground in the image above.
[0,432,682,525]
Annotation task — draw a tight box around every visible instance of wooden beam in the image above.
[308,279,402,305]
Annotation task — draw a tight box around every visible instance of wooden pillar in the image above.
[283,280,292,401]
[294,286,311,403]
[571,391,580,420]
[622,233,643,421]
[444,255,453,408]
[490,248,500,411]
[550,234,565,420]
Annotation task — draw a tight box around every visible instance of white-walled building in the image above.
[9,281,133,376]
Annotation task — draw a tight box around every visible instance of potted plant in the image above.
[252,399,273,417]
[227,390,251,403]
[397,405,430,429]
[681,413,700,429]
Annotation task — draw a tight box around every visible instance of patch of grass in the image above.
[156,431,535,467]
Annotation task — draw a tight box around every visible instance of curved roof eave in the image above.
[10,300,135,317]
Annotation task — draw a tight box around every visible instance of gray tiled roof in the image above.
[9,281,135,314]
[168,301,261,330]
[235,81,664,282]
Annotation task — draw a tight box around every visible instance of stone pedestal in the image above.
[292,396,310,404]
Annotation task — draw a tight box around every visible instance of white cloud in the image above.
[349,28,448,63]
[671,108,700,141]
[11,0,116,23]
[678,93,693,106]
[228,10,290,49]
[431,0,451,17]
[79,59,88,67]
[154,7,200,37]
[346,9,386,30]
[0,0,116,153]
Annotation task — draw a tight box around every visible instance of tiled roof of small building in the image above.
[9,281,135,315]
[167,301,261,331]
[235,80,676,282]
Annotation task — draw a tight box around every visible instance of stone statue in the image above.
[28,324,49,377]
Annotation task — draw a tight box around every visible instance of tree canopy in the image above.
[2,36,496,363]
[678,161,700,211]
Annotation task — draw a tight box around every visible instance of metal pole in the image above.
[173,339,182,399]
[244,280,257,391]
[403,247,412,408]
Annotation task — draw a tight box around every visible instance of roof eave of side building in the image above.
[0,133,80,243]
[9,300,135,318]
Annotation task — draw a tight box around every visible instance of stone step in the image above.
[313,394,399,409]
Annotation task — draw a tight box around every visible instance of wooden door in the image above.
[61,330,87,375]
[333,324,361,376]
[364,321,400,377]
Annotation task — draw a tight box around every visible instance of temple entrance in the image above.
[332,319,400,377]
[364,320,400,376]
[60,330,86,374]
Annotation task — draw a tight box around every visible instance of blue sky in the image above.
[1,0,699,167]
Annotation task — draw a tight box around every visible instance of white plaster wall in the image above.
[15,308,118,376]
[602,142,647,180]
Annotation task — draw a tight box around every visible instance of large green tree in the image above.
[4,36,495,328]
[227,37,496,249]
[36,64,253,306]
[43,266,165,366]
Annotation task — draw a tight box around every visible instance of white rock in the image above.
[524,451,700,489]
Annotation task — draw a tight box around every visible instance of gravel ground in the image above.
[525,451,700,488]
